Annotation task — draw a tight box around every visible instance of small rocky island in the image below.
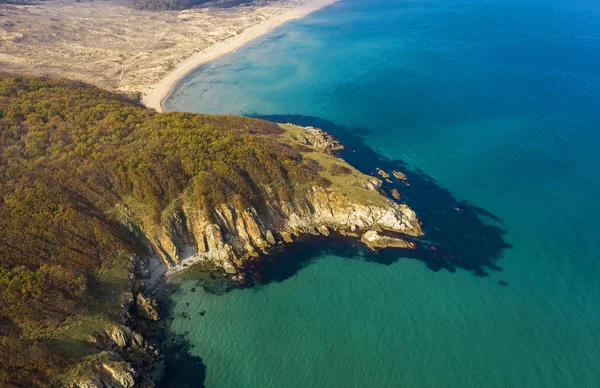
[0,75,422,387]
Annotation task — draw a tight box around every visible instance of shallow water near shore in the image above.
[163,0,600,386]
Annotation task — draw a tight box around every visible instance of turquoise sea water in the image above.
[162,0,600,386]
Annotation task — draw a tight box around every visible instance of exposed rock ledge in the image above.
[300,125,344,153]
[361,230,416,250]
[74,351,137,388]
[73,257,160,388]
[136,293,160,322]
[145,174,423,277]
[144,189,421,278]
[131,125,423,277]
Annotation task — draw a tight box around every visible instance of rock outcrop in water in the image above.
[135,293,160,321]
[361,230,415,250]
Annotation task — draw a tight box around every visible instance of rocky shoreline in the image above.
[141,125,423,279]
[70,255,161,388]
[73,125,423,387]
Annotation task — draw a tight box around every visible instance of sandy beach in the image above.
[0,0,338,110]
[142,0,338,111]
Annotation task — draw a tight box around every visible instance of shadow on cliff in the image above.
[243,114,512,281]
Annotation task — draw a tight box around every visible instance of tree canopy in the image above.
[0,74,321,386]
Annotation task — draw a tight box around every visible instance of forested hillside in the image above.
[0,74,322,386]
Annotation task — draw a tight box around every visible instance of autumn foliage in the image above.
[0,74,320,385]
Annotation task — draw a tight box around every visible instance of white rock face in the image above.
[360,230,415,250]
[140,180,422,275]
[284,187,421,236]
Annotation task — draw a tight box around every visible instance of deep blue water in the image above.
[162,0,600,386]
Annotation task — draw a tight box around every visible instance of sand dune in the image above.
[0,0,338,109]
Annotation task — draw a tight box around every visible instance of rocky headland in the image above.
[73,125,423,387]
[0,75,422,387]
[128,124,423,278]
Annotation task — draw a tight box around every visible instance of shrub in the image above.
[329,163,352,176]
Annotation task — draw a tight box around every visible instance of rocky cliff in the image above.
[128,125,423,277]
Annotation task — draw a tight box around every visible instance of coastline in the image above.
[142,0,339,112]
